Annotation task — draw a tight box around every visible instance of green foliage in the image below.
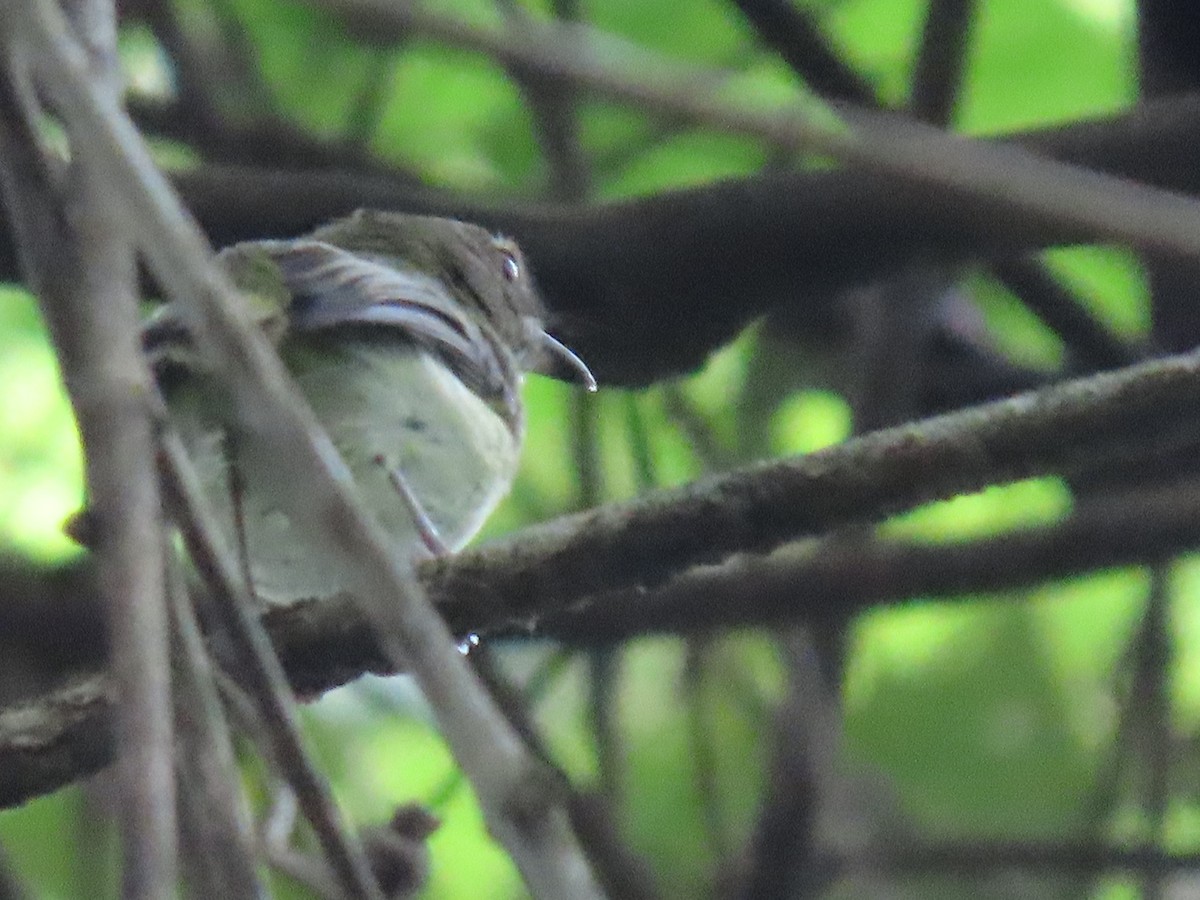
[1044,246,1150,339]
[960,0,1136,132]
[0,287,83,561]
[0,0,1175,897]
[375,47,538,190]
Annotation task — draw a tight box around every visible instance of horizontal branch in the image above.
[541,479,1200,642]
[839,842,1200,876]
[421,343,1200,634]
[5,468,1200,805]
[2,94,1200,385]
[0,473,1193,807]
[167,96,1200,386]
[7,317,1200,802]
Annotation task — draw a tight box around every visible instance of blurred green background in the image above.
[2,0,1184,897]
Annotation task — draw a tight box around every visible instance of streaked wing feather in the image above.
[263,240,517,418]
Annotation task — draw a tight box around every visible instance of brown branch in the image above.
[14,0,604,893]
[118,96,1200,381]
[0,4,177,893]
[427,345,1200,628]
[169,560,265,899]
[7,463,1200,808]
[841,841,1200,876]
[160,425,383,899]
[727,0,875,104]
[0,94,1194,388]
[262,345,1200,687]
[313,0,1200,263]
[994,257,1148,371]
[542,478,1200,642]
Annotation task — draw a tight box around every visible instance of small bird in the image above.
[146,210,595,606]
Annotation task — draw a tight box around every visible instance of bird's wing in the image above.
[142,242,292,376]
[260,239,517,417]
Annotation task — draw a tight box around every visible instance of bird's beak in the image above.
[540,331,597,392]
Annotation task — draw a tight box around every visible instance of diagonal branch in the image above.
[316,0,1200,260]
[9,0,603,895]
[8,452,1200,806]
[0,4,176,894]
[426,342,1200,632]
[0,97,1198,387]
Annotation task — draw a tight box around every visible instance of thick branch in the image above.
[0,96,1197,386]
[7,324,1200,804]
[8,463,1200,807]
[316,0,1200,261]
[422,344,1200,631]
[0,6,176,893]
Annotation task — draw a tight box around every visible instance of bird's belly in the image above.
[175,346,521,606]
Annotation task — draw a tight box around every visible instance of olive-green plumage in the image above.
[148,210,593,606]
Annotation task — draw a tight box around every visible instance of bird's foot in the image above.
[373,454,450,558]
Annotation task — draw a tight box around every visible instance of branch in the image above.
[7,464,1200,807]
[908,0,975,125]
[542,478,1200,641]
[259,344,1200,689]
[0,673,114,808]
[0,95,1194,387]
[168,560,265,899]
[0,4,176,893]
[423,344,1200,631]
[316,0,1200,260]
[840,841,1200,876]
[727,0,875,104]
[111,96,1200,384]
[10,0,603,894]
[160,422,381,898]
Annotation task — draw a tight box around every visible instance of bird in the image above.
[145,209,595,607]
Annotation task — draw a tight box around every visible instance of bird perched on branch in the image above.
[146,209,595,606]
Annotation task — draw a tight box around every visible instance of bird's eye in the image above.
[500,250,520,282]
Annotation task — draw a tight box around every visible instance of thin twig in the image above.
[569,390,621,803]
[682,641,731,867]
[495,0,590,200]
[994,257,1147,371]
[728,0,875,104]
[159,424,382,900]
[168,553,265,899]
[909,0,976,126]
[1134,566,1173,900]
[315,0,1200,260]
[468,647,660,900]
[738,634,852,899]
